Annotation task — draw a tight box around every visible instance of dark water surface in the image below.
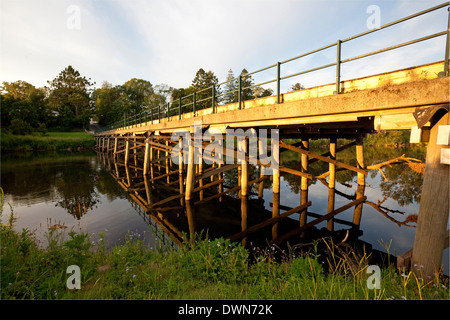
[1,147,448,274]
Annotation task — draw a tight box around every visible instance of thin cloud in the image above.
[0,0,447,91]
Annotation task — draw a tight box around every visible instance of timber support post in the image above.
[272,135,281,240]
[327,137,337,231]
[240,138,249,197]
[356,134,365,186]
[412,112,449,277]
[124,137,130,165]
[179,136,185,206]
[143,138,150,175]
[185,134,196,201]
[300,138,309,234]
[113,137,118,158]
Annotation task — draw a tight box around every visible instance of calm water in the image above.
[1,147,448,274]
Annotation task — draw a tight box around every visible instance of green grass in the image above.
[1,194,448,300]
[0,131,95,152]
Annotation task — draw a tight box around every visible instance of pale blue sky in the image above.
[1,0,448,91]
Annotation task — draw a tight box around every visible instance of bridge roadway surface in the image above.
[94,61,449,138]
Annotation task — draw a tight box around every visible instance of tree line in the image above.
[1,65,304,134]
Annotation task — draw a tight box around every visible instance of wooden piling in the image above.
[301,139,309,191]
[272,192,280,241]
[329,137,336,189]
[218,137,224,202]
[150,142,154,180]
[179,136,185,206]
[240,138,249,197]
[356,134,365,186]
[300,139,309,232]
[144,176,151,205]
[113,137,118,158]
[124,138,130,165]
[328,137,336,231]
[412,113,449,277]
[272,139,280,194]
[166,139,170,184]
[133,135,137,167]
[143,139,150,175]
[241,196,248,247]
[185,135,195,201]
[327,188,335,232]
[198,151,204,200]
[258,165,265,198]
[186,201,196,244]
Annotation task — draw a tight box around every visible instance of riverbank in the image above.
[1,130,413,153]
[1,203,448,300]
[0,131,96,152]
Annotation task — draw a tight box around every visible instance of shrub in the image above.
[179,237,249,283]
[9,118,33,135]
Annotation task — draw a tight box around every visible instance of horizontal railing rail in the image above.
[95,2,450,134]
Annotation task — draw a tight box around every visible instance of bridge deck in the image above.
[95,61,449,137]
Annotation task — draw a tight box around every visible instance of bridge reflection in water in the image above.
[97,148,371,252]
[94,2,450,276]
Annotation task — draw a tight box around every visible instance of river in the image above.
[1,146,448,275]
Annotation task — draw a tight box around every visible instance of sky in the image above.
[0,0,448,92]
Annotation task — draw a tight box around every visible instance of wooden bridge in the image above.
[95,3,450,277]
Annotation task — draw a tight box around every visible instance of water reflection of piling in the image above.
[98,128,377,249]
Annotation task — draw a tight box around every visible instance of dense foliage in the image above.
[1,65,289,134]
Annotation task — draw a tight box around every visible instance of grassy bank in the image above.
[0,131,96,152]
[1,205,448,300]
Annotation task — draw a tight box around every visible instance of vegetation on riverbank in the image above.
[0,131,95,152]
[1,194,448,300]
[284,130,414,150]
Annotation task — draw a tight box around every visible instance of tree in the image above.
[253,86,273,98]
[1,81,49,131]
[289,82,305,92]
[122,78,154,114]
[223,69,238,104]
[145,83,173,116]
[191,68,220,110]
[154,83,173,103]
[240,69,254,101]
[1,80,35,99]
[171,87,195,113]
[47,65,94,129]
[93,81,128,125]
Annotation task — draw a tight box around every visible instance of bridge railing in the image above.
[95,1,450,134]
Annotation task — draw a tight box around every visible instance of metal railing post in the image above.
[193,92,196,115]
[276,62,281,104]
[167,102,170,121]
[179,97,182,119]
[212,84,216,113]
[238,75,242,109]
[158,105,161,121]
[335,40,342,94]
[445,7,450,76]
